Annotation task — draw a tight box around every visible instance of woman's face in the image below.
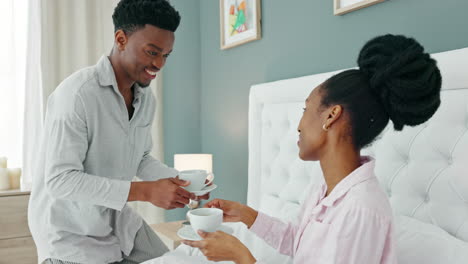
[297,86,330,161]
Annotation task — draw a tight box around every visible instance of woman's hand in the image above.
[182,231,256,264]
[204,199,258,228]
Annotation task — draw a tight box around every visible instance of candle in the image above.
[0,157,6,169]
[0,168,10,190]
[8,168,22,190]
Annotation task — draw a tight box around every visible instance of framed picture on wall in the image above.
[334,0,385,16]
[220,0,261,50]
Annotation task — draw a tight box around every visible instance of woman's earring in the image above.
[322,124,329,131]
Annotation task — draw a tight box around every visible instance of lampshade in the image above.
[174,154,213,173]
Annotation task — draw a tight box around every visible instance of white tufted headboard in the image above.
[247,47,468,263]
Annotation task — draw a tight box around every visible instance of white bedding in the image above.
[142,223,247,264]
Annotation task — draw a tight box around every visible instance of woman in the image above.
[183,34,442,264]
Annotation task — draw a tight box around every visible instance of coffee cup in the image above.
[186,208,223,233]
[178,170,214,192]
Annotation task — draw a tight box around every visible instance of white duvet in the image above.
[143,215,468,264]
[141,221,292,264]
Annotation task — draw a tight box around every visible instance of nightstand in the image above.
[150,220,185,250]
[0,189,37,263]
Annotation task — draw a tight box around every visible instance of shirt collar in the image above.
[320,156,375,207]
[96,56,117,87]
[96,55,146,100]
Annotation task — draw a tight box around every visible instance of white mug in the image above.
[186,208,223,233]
[178,170,214,192]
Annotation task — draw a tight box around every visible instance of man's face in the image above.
[118,25,175,87]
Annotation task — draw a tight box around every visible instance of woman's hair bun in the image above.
[357,34,442,130]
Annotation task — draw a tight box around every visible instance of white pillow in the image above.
[396,215,468,264]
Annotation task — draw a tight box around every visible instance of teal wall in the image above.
[164,0,468,221]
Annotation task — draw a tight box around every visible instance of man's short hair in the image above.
[112,0,181,34]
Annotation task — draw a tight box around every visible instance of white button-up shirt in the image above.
[28,56,178,264]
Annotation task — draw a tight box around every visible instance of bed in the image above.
[147,47,468,264]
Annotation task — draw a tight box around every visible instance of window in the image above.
[0,0,29,167]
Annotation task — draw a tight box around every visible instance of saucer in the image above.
[177,224,233,241]
[190,184,217,196]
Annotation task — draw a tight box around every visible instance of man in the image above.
[28,1,206,263]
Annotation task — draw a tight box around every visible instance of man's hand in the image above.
[128,177,196,209]
[195,193,210,201]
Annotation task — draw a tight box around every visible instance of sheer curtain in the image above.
[23,0,43,191]
[27,0,166,224]
[0,0,28,170]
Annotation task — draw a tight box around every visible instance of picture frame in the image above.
[334,0,385,16]
[220,0,261,50]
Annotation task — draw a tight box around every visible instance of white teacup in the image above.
[178,170,214,192]
[186,208,223,233]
